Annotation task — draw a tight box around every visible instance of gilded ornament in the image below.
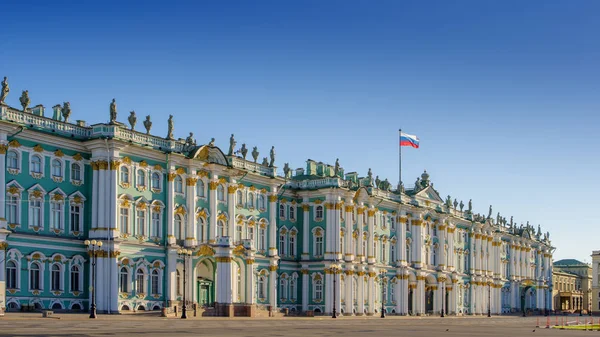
[302,204,310,212]
[51,193,64,201]
[121,157,132,165]
[7,186,20,195]
[33,144,44,153]
[137,201,147,210]
[176,167,185,175]
[227,185,237,194]
[31,190,43,198]
[186,177,198,186]
[54,149,64,157]
[153,164,162,171]
[167,173,177,182]
[233,244,246,256]
[174,206,186,215]
[367,209,376,217]
[268,265,278,271]
[216,256,232,263]
[8,140,21,148]
[268,195,277,202]
[0,144,7,154]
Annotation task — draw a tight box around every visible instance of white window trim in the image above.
[312,227,324,257]
[279,203,286,220]
[28,190,46,231]
[68,195,85,235]
[312,273,324,301]
[29,153,45,179]
[135,207,148,237]
[50,156,65,183]
[6,259,20,290]
[119,265,131,294]
[50,262,65,292]
[6,183,23,227]
[195,178,207,199]
[6,149,22,174]
[216,184,226,204]
[28,260,45,292]
[119,165,131,188]
[68,257,84,295]
[151,170,162,193]
[136,167,148,192]
[49,198,66,233]
[135,267,147,295]
[150,268,163,296]
[151,203,165,239]
[69,160,85,186]
[314,205,324,222]
[174,175,185,196]
[119,201,132,235]
[289,205,296,221]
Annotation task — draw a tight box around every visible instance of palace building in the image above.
[0,86,554,316]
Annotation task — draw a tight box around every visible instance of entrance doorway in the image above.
[198,278,213,307]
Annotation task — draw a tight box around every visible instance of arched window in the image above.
[314,279,323,300]
[217,185,225,201]
[279,278,288,300]
[120,166,130,184]
[258,195,265,209]
[7,150,19,169]
[290,277,297,301]
[137,170,146,187]
[279,233,286,256]
[248,193,254,208]
[51,264,62,291]
[120,206,130,234]
[259,227,266,251]
[289,235,296,257]
[197,217,205,242]
[196,180,205,197]
[31,155,42,174]
[174,176,183,193]
[315,206,323,219]
[30,198,42,228]
[391,245,396,262]
[433,246,437,265]
[314,233,324,257]
[236,190,243,206]
[120,267,129,293]
[382,242,387,262]
[279,204,285,218]
[174,215,184,240]
[391,218,396,230]
[50,200,63,230]
[289,206,295,220]
[6,261,17,289]
[257,276,266,299]
[70,203,82,232]
[71,163,81,181]
[7,194,19,225]
[136,268,145,294]
[30,262,41,290]
[406,244,411,263]
[52,159,62,177]
[151,172,161,190]
[70,265,80,292]
[217,220,226,237]
[151,269,159,295]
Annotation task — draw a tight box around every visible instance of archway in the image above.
[520,286,535,314]
[196,258,215,307]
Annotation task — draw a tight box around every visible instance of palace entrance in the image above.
[196,258,215,307]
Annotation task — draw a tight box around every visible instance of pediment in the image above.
[414,186,443,203]
[190,145,228,166]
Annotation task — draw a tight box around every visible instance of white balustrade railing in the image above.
[1,107,91,137]
[230,157,276,177]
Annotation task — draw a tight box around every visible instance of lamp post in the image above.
[441,280,445,318]
[177,248,192,319]
[84,239,102,319]
[487,281,491,318]
[332,264,337,319]
[380,269,386,318]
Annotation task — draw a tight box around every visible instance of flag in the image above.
[400,132,419,148]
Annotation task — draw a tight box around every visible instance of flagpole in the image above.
[398,129,402,191]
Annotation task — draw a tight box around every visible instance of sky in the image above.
[1,0,599,262]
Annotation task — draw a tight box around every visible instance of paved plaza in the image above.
[0,313,594,337]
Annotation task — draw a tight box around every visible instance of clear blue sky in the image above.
[2,0,599,262]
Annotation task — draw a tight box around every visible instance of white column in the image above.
[208,177,217,243]
[215,239,234,305]
[395,270,402,314]
[357,207,365,262]
[186,175,196,247]
[246,258,255,304]
[367,271,375,315]
[344,204,353,259]
[416,274,425,315]
[439,222,447,270]
[268,192,277,257]
[167,171,175,244]
[98,163,106,230]
[344,269,353,314]
[367,208,375,264]
[227,182,236,239]
[469,233,475,274]
[325,201,334,259]
[357,268,365,315]
[301,268,309,312]
[399,213,407,264]
[448,227,455,270]
[0,134,6,221]
[301,201,310,260]
[269,261,278,310]
[91,164,98,229]
[413,214,423,269]
[166,249,178,306]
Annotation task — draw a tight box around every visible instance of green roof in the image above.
[554,259,588,267]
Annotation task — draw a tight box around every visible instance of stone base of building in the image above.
[215,303,234,317]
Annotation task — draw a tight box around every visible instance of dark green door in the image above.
[197,279,213,307]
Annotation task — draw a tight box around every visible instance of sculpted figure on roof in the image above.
[109,99,117,124]
[0,77,9,104]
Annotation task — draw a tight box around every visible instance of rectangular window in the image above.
[6,195,18,224]
[316,237,323,256]
[289,236,295,257]
[120,208,130,234]
[259,229,266,251]
[50,203,63,229]
[137,210,146,236]
[152,212,161,237]
[70,205,81,232]
[279,235,286,256]
[236,225,243,243]
[30,200,42,228]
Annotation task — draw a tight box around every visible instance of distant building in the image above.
[592,251,600,314]
[552,259,592,313]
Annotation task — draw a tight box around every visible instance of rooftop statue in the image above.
[366,168,373,185]
[382,178,390,191]
[228,134,236,156]
[445,195,452,208]
[453,198,458,209]
[183,132,196,152]
[166,115,174,140]
[262,157,269,166]
[0,77,9,104]
[128,111,137,131]
[19,90,30,112]
[496,212,501,225]
[414,177,421,192]
[109,98,117,124]
[240,143,248,160]
[468,199,472,213]
[334,158,340,176]
[283,163,291,178]
[459,200,464,211]
[252,146,259,163]
[488,205,492,219]
[143,115,152,134]
[397,181,405,193]
[208,138,215,147]
[62,102,72,123]
[375,176,381,189]
[510,216,513,226]
[269,146,276,167]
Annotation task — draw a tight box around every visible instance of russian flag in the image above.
[400,132,419,148]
